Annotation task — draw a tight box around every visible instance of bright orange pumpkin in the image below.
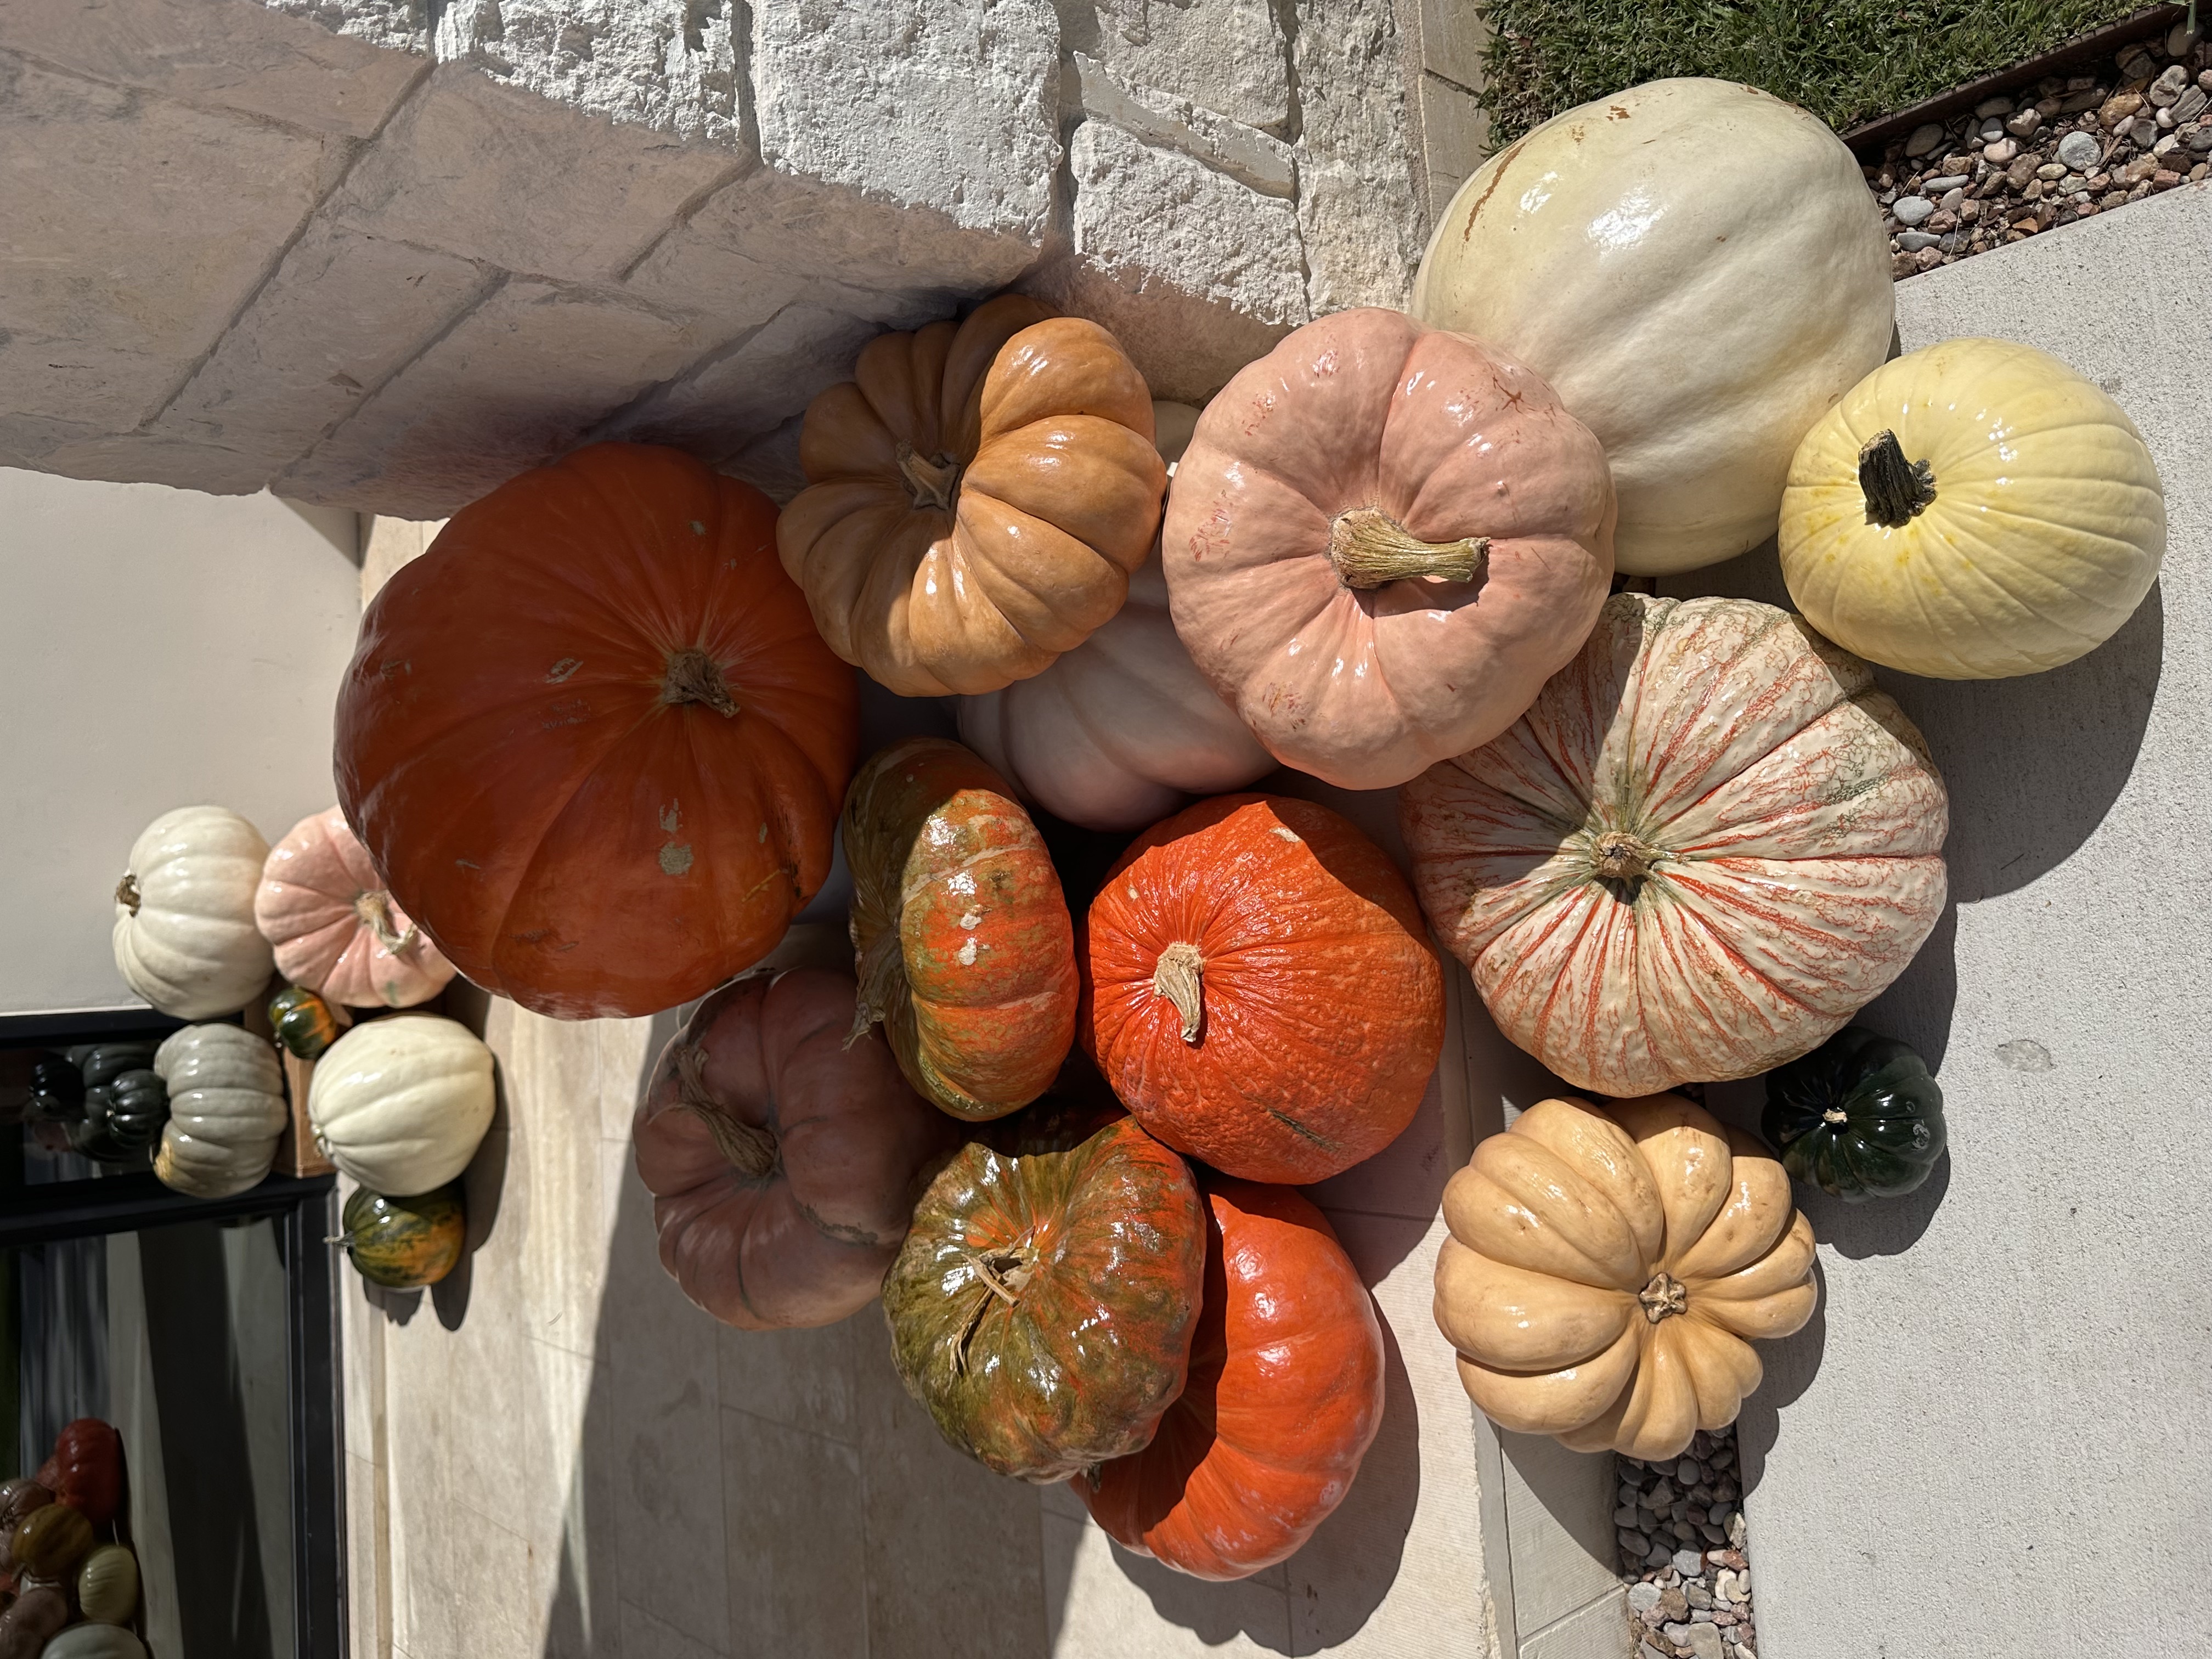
[843,738,1079,1120]
[1081,794,1444,1184]
[335,443,859,1019]
[1078,1177,1384,1579]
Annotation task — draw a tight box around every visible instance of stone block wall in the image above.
[0,0,1481,518]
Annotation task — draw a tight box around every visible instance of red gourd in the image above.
[1079,1178,1384,1579]
[634,967,958,1329]
[336,442,860,1019]
[45,1420,121,1527]
[1081,794,1444,1183]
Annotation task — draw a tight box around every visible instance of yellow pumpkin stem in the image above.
[895,442,963,512]
[1328,506,1489,590]
[1857,430,1938,528]
[674,1041,778,1180]
[661,647,740,718]
[1152,942,1206,1043]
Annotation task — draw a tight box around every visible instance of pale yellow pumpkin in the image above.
[1779,336,2166,679]
[1435,1094,1817,1462]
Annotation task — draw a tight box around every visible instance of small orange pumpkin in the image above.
[1081,794,1444,1183]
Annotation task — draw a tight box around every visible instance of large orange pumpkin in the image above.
[1400,592,1948,1096]
[1081,794,1444,1184]
[843,737,1079,1120]
[1161,307,1615,791]
[633,967,957,1329]
[335,443,859,1019]
[1078,1177,1384,1579]
[778,295,1167,697]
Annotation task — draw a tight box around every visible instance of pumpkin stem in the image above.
[1822,1107,1850,1125]
[354,889,418,956]
[1328,506,1489,590]
[662,648,740,718]
[1858,430,1938,528]
[674,1041,778,1180]
[846,927,904,1050]
[115,874,141,916]
[1638,1271,1689,1324]
[895,442,963,512]
[1592,830,1660,885]
[1152,943,1206,1044]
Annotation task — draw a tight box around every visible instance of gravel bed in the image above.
[1867,22,2211,276]
[1617,1426,1758,1659]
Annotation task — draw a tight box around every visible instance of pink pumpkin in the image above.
[1161,307,1616,791]
[255,808,455,1008]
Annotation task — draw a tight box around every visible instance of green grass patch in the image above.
[1475,1,2157,144]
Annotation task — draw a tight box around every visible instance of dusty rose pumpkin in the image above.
[1162,307,1615,791]
[255,808,453,1008]
[634,967,957,1329]
[1401,592,1948,1096]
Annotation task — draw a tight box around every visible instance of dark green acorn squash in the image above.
[881,1113,1204,1483]
[1763,1026,1946,1201]
[269,985,343,1060]
[334,1183,466,1288]
[26,1056,84,1122]
[74,1042,160,1088]
[72,1069,170,1164]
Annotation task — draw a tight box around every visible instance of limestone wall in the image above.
[0,0,1480,518]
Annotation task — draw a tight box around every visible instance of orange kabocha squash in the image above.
[778,295,1167,697]
[843,738,1079,1120]
[1436,1094,1817,1462]
[1079,1178,1383,1579]
[1082,795,1443,1184]
[336,443,859,1019]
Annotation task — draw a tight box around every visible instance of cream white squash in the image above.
[152,1024,287,1199]
[1411,77,1894,576]
[1779,336,2166,679]
[44,1623,151,1659]
[113,805,275,1018]
[958,402,1274,830]
[308,1015,495,1194]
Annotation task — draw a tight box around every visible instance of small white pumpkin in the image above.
[113,805,275,1018]
[308,1015,495,1195]
[958,402,1274,831]
[1412,77,1895,575]
[77,1542,140,1624]
[152,1024,288,1199]
[44,1622,150,1658]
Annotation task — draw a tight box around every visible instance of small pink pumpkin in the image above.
[255,808,455,1008]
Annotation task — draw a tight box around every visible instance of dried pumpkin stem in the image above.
[1153,942,1206,1044]
[662,647,740,718]
[847,927,904,1049]
[115,874,141,915]
[1592,830,1660,884]
[675,1041,778,1180]
[1328,506,1488,590]
[895,442,963,512]
[354,888,418,955]
[1638,1271,1689,1324]
[1858,430,1938,528]
[1822,1107,1851,1125]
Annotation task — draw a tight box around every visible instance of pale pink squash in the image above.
[1160,307,1615,791]
[1401,593,1948,1096]
[255,808,454,1009]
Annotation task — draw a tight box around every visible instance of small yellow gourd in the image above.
[1779,337,2165,679]
[78,1542,141,1624]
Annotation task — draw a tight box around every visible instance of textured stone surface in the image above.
[1060,0,1293,133]
[1291,0,1426,313]
[1073,50,1296,196]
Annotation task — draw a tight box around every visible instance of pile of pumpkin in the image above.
[0,1420,140,1658]
[83,75,2167,1584]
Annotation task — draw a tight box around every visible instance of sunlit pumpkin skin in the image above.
[1401,592,1949,1097]
[9,1502,92,1579]
[882,1114,1205,1482]
[1779,337,2166,679]
[1082,794,1444,1184]
[1412,78,1894,576]
[1162,308,1615,791]
[256,808,454,1008]
[1762,1025,1946,1202]
[635,967,956,1329]
[336,1183,466,1289]
[1436,1095,1818,1462]
[1079,1178,1384,1580]
[269,984,347,1060]
[779,295,1167,697]
[336,442,860,1020]
[44,1420,121,1528]
[844,738,1079,1120]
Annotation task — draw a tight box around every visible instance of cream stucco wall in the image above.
[0,467,363,1014]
